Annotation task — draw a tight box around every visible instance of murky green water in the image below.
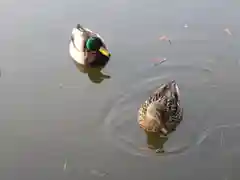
[1,0,240,179]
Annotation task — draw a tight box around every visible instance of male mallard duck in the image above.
[69,24,111,67]
[138,80,183,136]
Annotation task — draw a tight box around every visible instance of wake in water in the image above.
[103,64,214,158]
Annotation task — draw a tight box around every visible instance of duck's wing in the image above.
[149,83,169,102]
[166,81,183,123]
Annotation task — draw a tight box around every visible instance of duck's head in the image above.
[144,101,168,135]
[86,37,102,51]
[86,37,110,57]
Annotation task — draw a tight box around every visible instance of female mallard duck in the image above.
[138,80,183,136]
[69,24,111,67]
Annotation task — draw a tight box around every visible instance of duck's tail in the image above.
[169,80,180,102]
[76,24,84,31]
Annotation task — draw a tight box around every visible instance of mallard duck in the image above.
[69,24,111,67]
[138,80,183,136]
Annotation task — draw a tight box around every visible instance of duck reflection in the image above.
[144,120,182,153]
[73,61,111,84]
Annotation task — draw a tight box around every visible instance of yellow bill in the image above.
[99,47,110,57]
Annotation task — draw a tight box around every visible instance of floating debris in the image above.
[152,58,167,66]
[159,36,171,44]
[159,35,168,41]
[59,83,63,89]
[153,57,167,62]
[224,28,232,36]
[184,24,188,28]
[63,159,67,171]
[90,169,108,177]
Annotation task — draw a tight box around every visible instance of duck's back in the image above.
[69,28,85,64]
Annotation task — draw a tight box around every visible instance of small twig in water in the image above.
[63,159,67,171]
[220,131,224,147]
[224,28,232,36]
[153,58,167,66]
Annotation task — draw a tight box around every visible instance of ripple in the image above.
[196,123,240,149]
[103,64,215,157]
[184,124,240,179]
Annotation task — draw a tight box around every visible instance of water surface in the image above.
[1,0,240,179]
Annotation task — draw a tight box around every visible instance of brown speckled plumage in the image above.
[138,80,183,134]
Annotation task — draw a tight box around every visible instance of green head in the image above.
[86,37,102,51]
